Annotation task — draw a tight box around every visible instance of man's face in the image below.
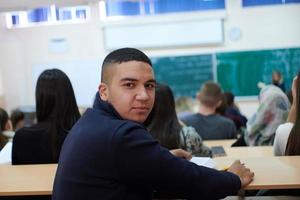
[99,61,155,123]
[272,73,280,82]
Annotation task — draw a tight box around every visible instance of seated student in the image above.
[243,85,290,146]
[52,48,254,200]
[258,74,300,196]
[0,107,13,150]
[175,96,196,120]
[10,109,25,131]
[272,70,285,92]
[182,81,237,140]
[274,73,300,156]
[12,69,80,164]
[146,83,211,157]
[223,92,247,130]
[215,92,228,116]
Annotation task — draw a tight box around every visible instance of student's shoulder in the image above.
[181,126,198,135]
[15,123,45,137]
[112,120,152,144]
[181,113,200,122]
[215,114,234,123]
[276,122,294,137]
[13,124,49,146]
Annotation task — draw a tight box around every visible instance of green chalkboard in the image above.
[151,54,213,98]
[216,48,300,96]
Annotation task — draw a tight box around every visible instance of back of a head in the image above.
[152,83,178,123]
[35,68,80,129]
[216,94,228,115]
[146,83,181,149]
[101,48,152,84]
[0,107,9,133]
[35,68,80,161]
[0,108,9,149]
[10,110,25,131]
[224,92,234,106]
[198,81,222,108]
[258,85,287,105]
[175,96,194,113]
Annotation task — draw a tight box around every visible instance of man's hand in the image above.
[227,160,254,188]
[170,149,192,160]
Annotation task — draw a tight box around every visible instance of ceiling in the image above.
[0,0,99,12]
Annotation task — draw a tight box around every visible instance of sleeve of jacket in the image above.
[112,123,241,200]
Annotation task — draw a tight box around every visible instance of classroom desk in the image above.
[214,156,300,190]
[223,146,273,158]
[1,157,300,196]
[204,139,236,148]
[0,164,56,196]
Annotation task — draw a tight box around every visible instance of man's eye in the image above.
[145,83,155,89]
[124,83,135,88]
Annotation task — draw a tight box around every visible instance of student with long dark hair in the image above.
[274,72,300,156]
[0,107,12,150]
[12,69,80,164]
[10,109,25,131]
[146,83,211,157]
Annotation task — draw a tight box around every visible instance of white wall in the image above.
[0,0,299,115]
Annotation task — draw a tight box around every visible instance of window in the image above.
[11,14,19,25]
[5,5,90,28]
[100,0,225,19]
[242,0,300,7]
[56,6,88,21]
[27,7,52,23]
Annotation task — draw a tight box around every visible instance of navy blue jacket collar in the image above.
[93,92,123,120]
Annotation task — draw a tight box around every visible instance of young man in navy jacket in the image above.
[52,48,254,200]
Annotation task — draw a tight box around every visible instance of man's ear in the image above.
[216,100,222,107]
[99,83,109,101]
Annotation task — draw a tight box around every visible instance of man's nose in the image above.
[136,87,150,100]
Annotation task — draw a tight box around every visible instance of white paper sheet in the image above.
[0,141,12,164]
[190,157,215,168]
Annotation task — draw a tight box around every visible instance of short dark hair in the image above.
[101,48,152,83]
[0,108,8,133]
[36,68,81,160]
[198,81,222,107]
[224,92,234,106]
[10,110,25,130]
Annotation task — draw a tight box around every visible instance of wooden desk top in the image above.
[214,156,300,190]
[1,156,300,196]
[204,139,236,148]
[0,164,56,196]
[223,146,273,158]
